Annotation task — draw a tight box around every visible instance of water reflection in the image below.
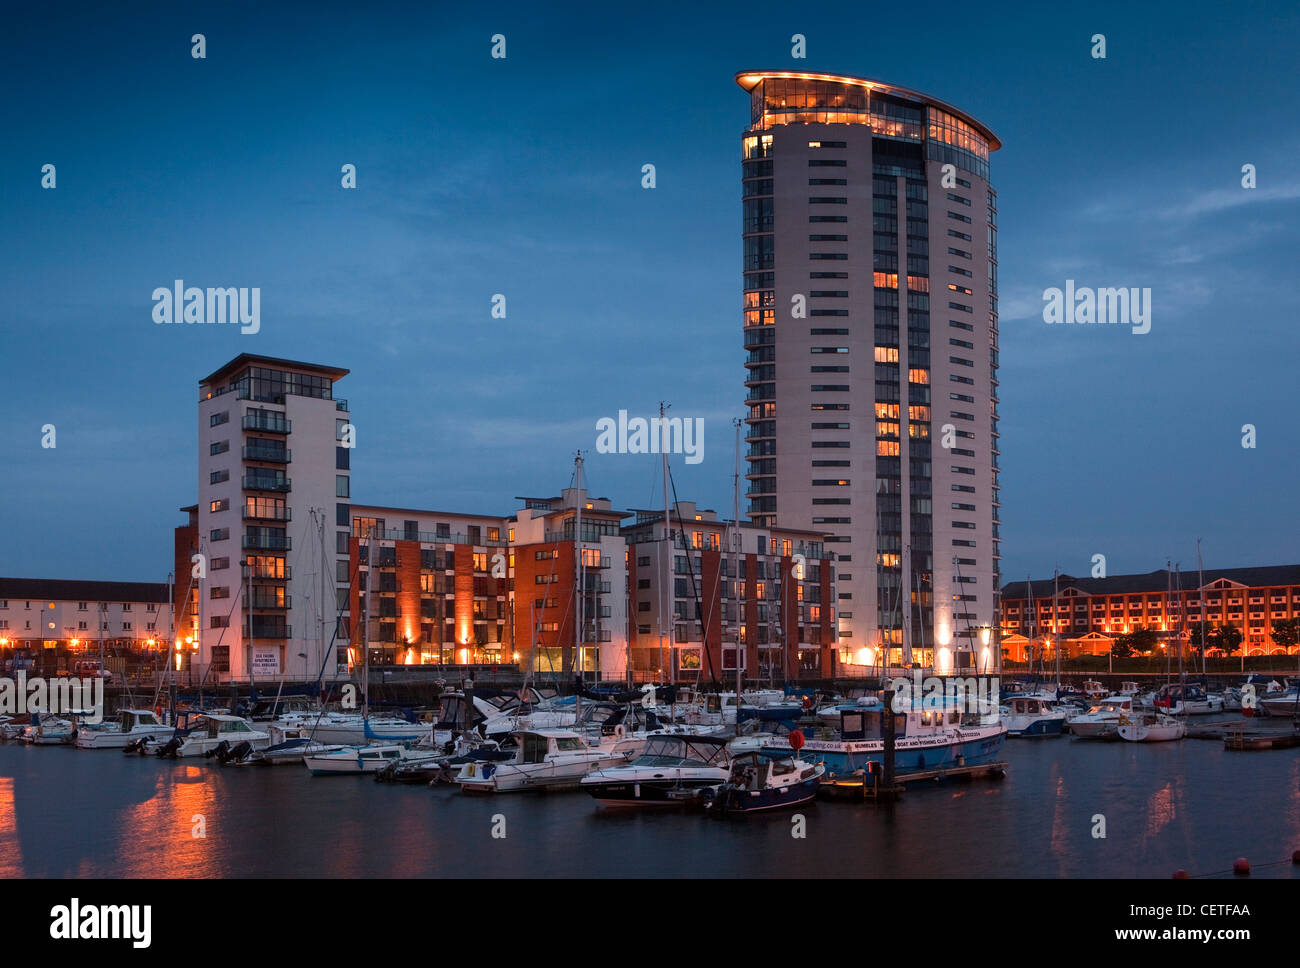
[0,740,1296,878]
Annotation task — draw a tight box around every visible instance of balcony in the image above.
[243,534,291,551]
[249,566,292,581]
[243,443,291,463]
[243,505,291,522]
[250,594,291,611]
[243,475,291,492]
[249,620,290,639]
[242,412,291,434]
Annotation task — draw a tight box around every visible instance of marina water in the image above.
[1,740,1298,878]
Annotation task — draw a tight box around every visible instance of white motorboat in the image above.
[76,709,174,749]
[1068,697,1135,739]
[166,714,271,758]
[23,712,76,745]
[1081,680,1109,701]
[1151,683,1223,715]
[296,713,431,746]
[1118,681,1143,697]
[581,733,734,807]
[1117,712,1187,742]
[456,728,635,793]
[1259,689,1300,718]
[303,743,441,775]
[999,695,1068,737]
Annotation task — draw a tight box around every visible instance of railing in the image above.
[242,413,291,434]
[243,444,291,463]
[250,595,291,610]
[243,534,291,551]
[243,476,291,492]
[352,527,507,547]
[249,623,291,639]
[243,506,291,522]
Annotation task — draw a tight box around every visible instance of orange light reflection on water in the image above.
[110,765,219,878]
[0,778,23,878]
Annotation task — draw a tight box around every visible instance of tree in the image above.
[1271,618,1300,654]
[1129,627,1159,655]
[1110,639,1134,659]
[1187,620,1213,661]
[1209,624,1243,656]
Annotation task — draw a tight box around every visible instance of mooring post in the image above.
[882,687,896,792]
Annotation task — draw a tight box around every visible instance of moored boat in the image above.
[581,734,733,807]
[699,750,824,815]
[1068,697,1135,739]
[1117,712,1186,743]
[1000,695,1068,737]
[76,709,174,750]
[456,728,634,794]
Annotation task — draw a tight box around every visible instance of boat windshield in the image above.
[633,737,727,767]
[553,736,587,752]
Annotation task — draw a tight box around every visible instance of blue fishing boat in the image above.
[764,699,1006,777]
[700,749,824,815]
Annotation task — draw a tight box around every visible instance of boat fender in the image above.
[614,724,625,739]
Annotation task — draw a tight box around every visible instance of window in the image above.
[209,498,229,513]
[948,229,971,242]
[210,411,230,427]
[210,469,229,485]
[336,475,350,498]
[210,440,229,456]
[210,528,229,541]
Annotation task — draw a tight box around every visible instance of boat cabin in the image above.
[1003,696,1054,716]
[634,735,730,768]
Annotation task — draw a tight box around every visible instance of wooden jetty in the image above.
[1182,717,1300,751]
[819,760,1009,801]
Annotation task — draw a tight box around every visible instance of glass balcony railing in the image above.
[243,506,291,522]
[242,412,291,434]
[243,444,291,463]
[243,475,291,492]
[242,534,291,551]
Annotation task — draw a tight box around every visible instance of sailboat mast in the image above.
[1053,568,1061,688]
[362,526,372,720]
[731,419,742,702]
[661,403,671,689]
[1196,539,1207,680]
[902,542,913,668]
[1026,576,1035,679]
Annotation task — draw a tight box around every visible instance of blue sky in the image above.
[1,0,1297,584]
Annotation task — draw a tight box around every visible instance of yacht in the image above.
[302,743,441,776]
[295,712,430,746]
[455,728,636,794]
[75,709,175,750]
[159,714,271,758]
[1068,697,1135,740]
[581,734,733,807]
[1117,712,1187,743]
[1259,688,1300,718]
[1000,695,1069,737]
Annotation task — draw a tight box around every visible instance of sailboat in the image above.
[303,525,437,774]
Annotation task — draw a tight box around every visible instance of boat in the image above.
[1118,681,1142,697]
[699,749,825,815]
[377,734,514,784]
[23,712,76,745]
[1067,697,1136,740]
[0,715,25,741]
[155,714,271,758]
[455,728,636,794]
[75,709,175,750]
[1000,695,1068,737]
[1117,712,1187,743]
[581,734,733,807]
[294,712,431,746]
[1258,688,1300,718]
[763,700,1006,777]
[1151,683,1224,716]
[1081,680,1109,701]
[302,743,441,776]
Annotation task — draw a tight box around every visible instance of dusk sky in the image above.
[2,0,1297,586]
